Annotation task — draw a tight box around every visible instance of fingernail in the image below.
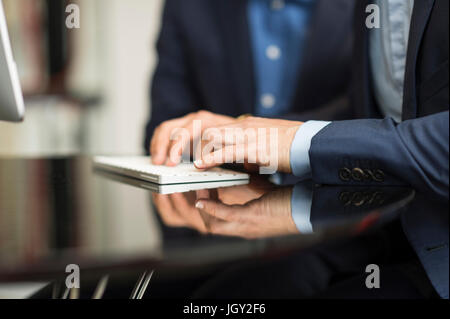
[194,160,203,167]
[195,201,204,209]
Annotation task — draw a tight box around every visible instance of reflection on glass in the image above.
[153,181,296,239]
[0,156,415,282]
[152,178,414,240]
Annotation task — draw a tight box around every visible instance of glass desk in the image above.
[0,156,425,298]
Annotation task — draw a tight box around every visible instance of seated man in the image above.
[144,0,356,156]
[150,0,449,298]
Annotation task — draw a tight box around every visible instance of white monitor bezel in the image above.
[0,0,25,122]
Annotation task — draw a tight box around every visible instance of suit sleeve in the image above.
[309,111,449,200]
[144,0,201,152]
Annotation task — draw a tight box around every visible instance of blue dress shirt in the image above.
[248,0,315,117]
[370,0,414,123]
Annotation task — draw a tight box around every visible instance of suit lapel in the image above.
[217,0,255,115]
[402,0,435,120]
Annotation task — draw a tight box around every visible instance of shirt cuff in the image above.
[291,182,314,234]
[290,121,331,178]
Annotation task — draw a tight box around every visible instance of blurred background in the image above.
[0,0,165,298]
[0,0,164,156]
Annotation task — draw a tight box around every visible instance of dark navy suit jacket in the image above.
[309,0,449,298]
[144,0,356,151]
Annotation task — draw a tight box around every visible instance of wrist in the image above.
[279,187,299,234]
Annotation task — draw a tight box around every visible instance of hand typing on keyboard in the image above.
[148,111,302,175]
[149,111,236,166]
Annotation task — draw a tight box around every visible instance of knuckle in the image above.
[209,223,219,233]
[187,112,198,119]
[157,122,167,132]
[154,123,162,131]
[197,110,210,117]
[209,206,218,218]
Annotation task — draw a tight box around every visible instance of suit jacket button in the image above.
[373,169,385,182]
[363,169,373,180]
[339,192,352,205]
[352,192,365,206]
[352,168,364,181]
[339,168,352,181]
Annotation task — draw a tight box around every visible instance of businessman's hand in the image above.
[152,178,275,234]
[195,187,299,239]
[152,191,209,233]
[194,117,303,174]
[198,175,276,205]
[150,111,236,166]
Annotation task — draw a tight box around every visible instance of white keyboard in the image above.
[93,156,249,185]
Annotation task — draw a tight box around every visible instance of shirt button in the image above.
[266,45,281,60]
[261,94,276,109]
[271,0,285,10]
